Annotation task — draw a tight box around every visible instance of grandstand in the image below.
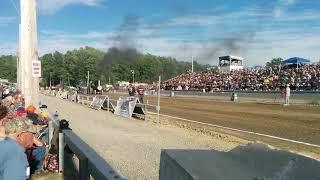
[164,63,320,91]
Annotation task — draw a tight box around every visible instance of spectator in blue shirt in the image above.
[0,117,37,180]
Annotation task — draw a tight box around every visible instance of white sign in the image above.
[32,60,41,77]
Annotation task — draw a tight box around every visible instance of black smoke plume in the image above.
[111,14,140,50]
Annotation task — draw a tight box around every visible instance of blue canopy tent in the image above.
[282,57,310,64]
[282,57,310,70]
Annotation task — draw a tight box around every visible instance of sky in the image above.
[0,0,319,66]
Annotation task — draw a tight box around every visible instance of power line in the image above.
[9,0,20,16]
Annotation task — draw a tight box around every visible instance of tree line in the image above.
[3,47,312,86]
[0,47,214,86]
[0,55,17,82]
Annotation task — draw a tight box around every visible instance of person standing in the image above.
[137,86,145,104]
[0,86,3,100]
[285,84,291,106]
[128,85,135,96]
[0,117,37,180]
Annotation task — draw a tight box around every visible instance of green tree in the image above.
[1,46,214,86]
[266,58,283,67]
[0,55,17,82]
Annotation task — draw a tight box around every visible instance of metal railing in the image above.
[48,113,126,180]
[77,95,160,121]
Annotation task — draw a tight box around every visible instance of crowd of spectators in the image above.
[0,83,51,179]
[164,64,320,91]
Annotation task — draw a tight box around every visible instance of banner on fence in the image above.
[103,99,115,112]
[67,91,77,102]
[90,95,108,110]
[114,97,145,118]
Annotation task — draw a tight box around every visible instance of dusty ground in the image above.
[106,93,320,146]
[41,95,246,180]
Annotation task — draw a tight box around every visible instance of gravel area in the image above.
[41,95,246,180]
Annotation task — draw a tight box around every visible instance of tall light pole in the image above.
[68,73,71,87]
[131,70,135,84]
[20,0,39,106]
[49,72,52,89]
[87,71,90,87]
[191,55,194,73]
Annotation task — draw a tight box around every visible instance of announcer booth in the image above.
[219,55,244,72]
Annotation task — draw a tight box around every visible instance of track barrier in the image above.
[160,144,320,180]
[76,94,160,121]
[48,113,126,180]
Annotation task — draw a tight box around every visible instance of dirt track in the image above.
[41,95,246,180]
[107,93,320,146]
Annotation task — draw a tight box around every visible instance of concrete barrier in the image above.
[160,143,320,180]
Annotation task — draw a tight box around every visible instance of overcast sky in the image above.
[0,0,319,66]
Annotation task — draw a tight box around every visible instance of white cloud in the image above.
[38,30,109,54]
[169,15,217,26]
[275,10,320,21]
[0,17,16,27]
[273,0,296,18]
[273,8,285,18]
[3,0,319,65]
[37,0,104,15]
[2,28,319,66]
[280,0,296,5]
[0,41,17,55]
[40,30,112,39]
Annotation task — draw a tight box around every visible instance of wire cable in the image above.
[9,0,20,16]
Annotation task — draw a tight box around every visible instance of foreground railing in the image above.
[49,113,125,180]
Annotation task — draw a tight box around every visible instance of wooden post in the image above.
[145,100,148,114]
[107,97,110,112]
[157,76,161,123]
[59,132,64,174]
[48,120,53,148]
[87,71,90,94]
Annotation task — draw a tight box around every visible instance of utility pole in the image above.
[87,71,90,87]
[131,70,135,84]
[49,72,52,89]
[86,71,90,94]
[17,24,21,90]
[157,76,161,123]
[20,0,39,106]
[68,73,70,87]
[19,24,24,93]
[191,55,194,73]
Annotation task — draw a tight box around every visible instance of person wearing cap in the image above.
[26,105,36,114]
[16,107,27,117]
[0,117,37,179]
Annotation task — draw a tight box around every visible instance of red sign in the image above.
[32,60,41,77]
